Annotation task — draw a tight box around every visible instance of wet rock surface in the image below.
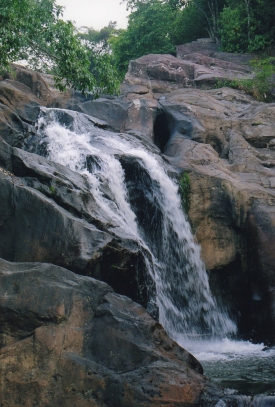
[0,135,154,309]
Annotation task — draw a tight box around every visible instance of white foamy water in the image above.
[36,108,236,341]
[38,110,139,237]
[176,337,267,361]
[175,336,275,397]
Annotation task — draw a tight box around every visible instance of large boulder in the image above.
[0,258,226,407]
[122,53,252,96]
[176,39,253,68]
[3,64,54,106]
[70,95,158,141]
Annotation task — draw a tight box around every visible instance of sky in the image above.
[57,0,129,30]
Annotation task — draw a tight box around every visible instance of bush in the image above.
[216,57,275,102]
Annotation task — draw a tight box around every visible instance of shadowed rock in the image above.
[0,258,225,407]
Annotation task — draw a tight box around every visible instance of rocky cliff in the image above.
[70,42,275,345]
[0,42,275,406]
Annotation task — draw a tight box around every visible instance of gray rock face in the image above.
[71,95,158,141]
[154,87,275,343]
[110,48,275,343]
[122,53,252,96]
[0,258,225,407]
[0,135,154,309]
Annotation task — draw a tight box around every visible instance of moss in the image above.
[49,186,56,196]
[179,172,191,214]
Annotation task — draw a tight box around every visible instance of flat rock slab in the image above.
[122,53,252,97]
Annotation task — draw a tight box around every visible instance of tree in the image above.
[169,1,209,44]
[219,0,275,52]
[76,22,121,89]
[0,0,119,95]
[111,0,176,74]
[165,0,226,41]
[77,22,121,53]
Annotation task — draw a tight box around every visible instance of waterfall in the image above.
[34,107,236,341]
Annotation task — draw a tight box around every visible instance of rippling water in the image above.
[177,337,275,396]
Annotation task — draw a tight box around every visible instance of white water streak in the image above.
[37,108,237,341]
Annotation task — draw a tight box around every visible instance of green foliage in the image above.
[179,172,191,214]
[216,57,275,102]
[111,0,176,75]
[0,0,119,95]
[49,186,56,195]
[170,2,208,44]
[76,23,121,94]
[219,7,248,52]
[219,0,275,53]
[78,22,119,52]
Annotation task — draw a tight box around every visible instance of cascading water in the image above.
[34,107,236,342]
[28,107,275,404]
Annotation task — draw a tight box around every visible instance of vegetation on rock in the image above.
[216,57,275,102]
[179,172,191,214]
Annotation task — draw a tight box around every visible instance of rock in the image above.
[0,103,29,147]
[78,97,130,132]
[151,86,275,342]
[0,65,57,148]
[3,64,54,105]
[0,258,224,407]
[176,40,253,68]
[71,95,158,140]
[182,53,251,74]
[0,80,41,123]
[122,53,252,96]
[0,137,154,309]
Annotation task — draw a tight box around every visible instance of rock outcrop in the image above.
[0,258,224,407]
[0,134,155,309]
[122,53,252,95]
[108,50,275,343]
